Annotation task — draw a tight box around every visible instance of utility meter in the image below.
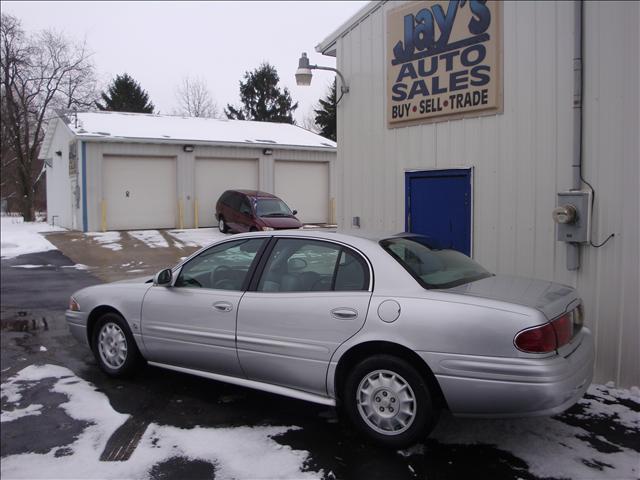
[553,191,591,243]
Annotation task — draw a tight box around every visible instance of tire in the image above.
[343,355,438,448]
[218,216,228,233]
[91,313,142,378]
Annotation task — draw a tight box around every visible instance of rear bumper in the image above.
[66,310,89,346]
[420,328,594,417]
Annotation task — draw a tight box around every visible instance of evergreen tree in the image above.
[314,80,337,141]
[225,63,297,123]
[96,73,155,113]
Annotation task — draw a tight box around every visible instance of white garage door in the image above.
[195,158,259,227]
[103,156,177,230]
[275,161,329,224]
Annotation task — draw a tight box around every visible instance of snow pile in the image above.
[1,365,319,479]
[129,230,169,248]
[11,264,55,269]
[168,228,226,248]
[426,384,639,479]
[0,216,64,259]
[86,231,123,251]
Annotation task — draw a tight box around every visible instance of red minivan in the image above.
[215,190,303,233]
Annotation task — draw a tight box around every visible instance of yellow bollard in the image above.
[194,198,199,229]
[178,199,184,229]
[101,200,107,232]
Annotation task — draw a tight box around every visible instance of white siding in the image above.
[44,121,76,229]
[332,1,639,386]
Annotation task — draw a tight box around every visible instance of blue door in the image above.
[405,169,472,256]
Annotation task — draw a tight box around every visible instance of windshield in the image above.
[380,236,492,289]
[255,199,292,217]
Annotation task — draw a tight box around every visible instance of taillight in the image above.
[515,310,577,353]
[515,322,557,353]
[553,313,573,346]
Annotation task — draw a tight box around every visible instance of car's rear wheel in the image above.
[218,217,228,233]
[343,355,437,448]
[92,313,142,377]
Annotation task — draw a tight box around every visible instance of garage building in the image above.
[40,111,336,231]
[315,1,638,386]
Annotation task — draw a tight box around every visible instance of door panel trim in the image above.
[148,361,337,406]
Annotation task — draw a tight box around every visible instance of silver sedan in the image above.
[66,231,594,447]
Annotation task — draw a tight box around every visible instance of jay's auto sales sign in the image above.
[387,0,502,127]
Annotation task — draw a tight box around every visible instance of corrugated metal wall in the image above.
[333,1,639,386]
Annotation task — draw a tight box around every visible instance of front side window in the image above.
[175,238,265,290]
[380,236,491,289]
[257,239,369,292]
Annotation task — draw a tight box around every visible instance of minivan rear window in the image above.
[380,236,492,289]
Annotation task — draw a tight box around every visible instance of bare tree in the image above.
[174,76,218,118]
[0,14,96,220]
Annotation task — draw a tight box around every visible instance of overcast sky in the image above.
[2,1,368,125]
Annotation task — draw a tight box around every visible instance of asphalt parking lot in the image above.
[1,248,639,480]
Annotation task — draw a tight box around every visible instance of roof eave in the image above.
[315,1,386,56]
[74,135,337,153]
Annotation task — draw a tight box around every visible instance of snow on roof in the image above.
[58,111,336,151]
[316,1,385,56]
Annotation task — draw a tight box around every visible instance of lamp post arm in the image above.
[310,65,350,93]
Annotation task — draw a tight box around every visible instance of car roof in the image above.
[233,189,278,199]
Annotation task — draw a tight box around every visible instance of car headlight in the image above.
[262,226,274,231]
[69,297,80,311]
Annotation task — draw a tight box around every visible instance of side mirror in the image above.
[292,209,298,216]
[153,268,173,286]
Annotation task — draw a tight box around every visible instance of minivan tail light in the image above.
[514,311,577,353]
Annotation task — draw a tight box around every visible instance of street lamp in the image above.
[295,53,349,102]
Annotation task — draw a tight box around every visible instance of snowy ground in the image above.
[1,365,318,480]
[1,363,638,480]
[0,216,64,259]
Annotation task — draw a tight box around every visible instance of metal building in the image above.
[315,1,638,386]
[40,112,337,231]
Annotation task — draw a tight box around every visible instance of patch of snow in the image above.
[1,404,43,422]
[168,228,227,248]
[0,365,319,479]
[0,217,64,259]
[86,232,122,251]
[428,384,639,480]
[129,230,169,248]
[61,264,90,270]
[127,269,145,273]
[11,264,55,269]
[39,346,47,352]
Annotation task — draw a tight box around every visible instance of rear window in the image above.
[380,236,491,289]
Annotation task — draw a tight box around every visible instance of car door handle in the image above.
[212,302,233,312]
[331,308,358,320]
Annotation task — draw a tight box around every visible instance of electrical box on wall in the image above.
[553,191,592,243]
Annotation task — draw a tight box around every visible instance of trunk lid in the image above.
[445,274,580,320]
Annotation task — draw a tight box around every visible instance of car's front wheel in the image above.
[218,216,228,233]
[92,313,142,377]
[343,355,437,448]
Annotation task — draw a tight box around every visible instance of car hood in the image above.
[260,216,302,229]
[112,275,153,284]
[445,274,579,320]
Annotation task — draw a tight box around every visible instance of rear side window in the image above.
[228,192,242,210]
[334,249,368,291]
[256,239,369,292]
